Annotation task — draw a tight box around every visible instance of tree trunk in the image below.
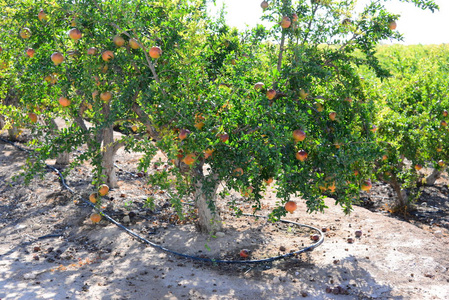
[425,169,441,186]
[98,100,117,188]
[193,165,222,234]
[55,151,70,166]
[7,126,20,141]
[48,119,70,166]
[390,178,408,210]
[4,89,20,140]
[101,124,119,189]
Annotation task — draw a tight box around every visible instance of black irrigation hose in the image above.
[114,163,139,178]
[0,137,324,264]
[38,234,64,240]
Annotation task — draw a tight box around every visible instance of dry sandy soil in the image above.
[1,131,449,300]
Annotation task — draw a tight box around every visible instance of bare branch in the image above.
[112,139,125,154]
[276,32,286,75]
[301,2,319,45]
[131,102,161,141]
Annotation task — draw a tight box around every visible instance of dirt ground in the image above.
[1,132,449,300]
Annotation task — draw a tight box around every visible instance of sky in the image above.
[208,0,448,45]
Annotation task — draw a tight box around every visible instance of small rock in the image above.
[300,291,308,297]
[122,215,131,223]
[355,230,363,237]
[24,273,37,280]
[332,287,340,295]
[33,246,41,252]
[434,230,443,238]
[272,276,281,284]
[347,238,354,244]
[279,246,286,252]
[215,232,225,238]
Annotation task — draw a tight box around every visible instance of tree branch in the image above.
[301,2,319,45]
[276,32,286,75]
[131,102,161,141]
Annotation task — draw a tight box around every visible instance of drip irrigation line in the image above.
[114,163,139,178]
[38,234,64,240]
[0,137,324,264]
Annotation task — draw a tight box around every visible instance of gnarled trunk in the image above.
[99,102,124,189]
[55,151,70,166]
[50,118,70,166]
[101,122,124,189]
[7,125,20,141]
[380,171,409,211]
[390,177,409,210]
[393,185,408,208]
[193,165,222,234]
[425,169,441,186]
